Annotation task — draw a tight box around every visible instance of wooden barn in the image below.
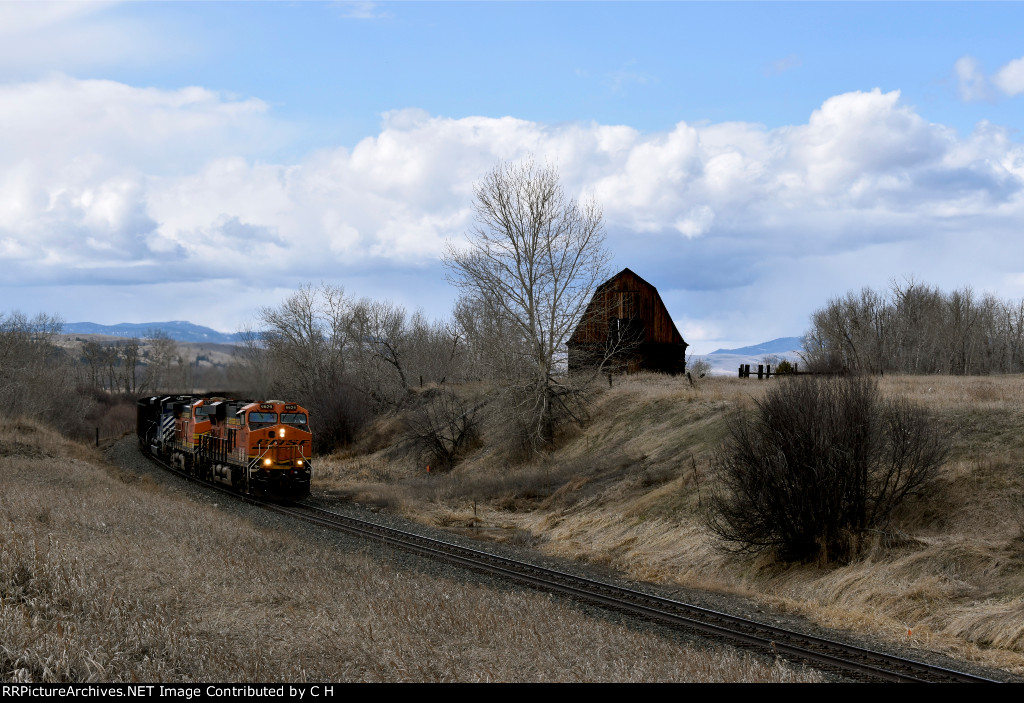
[568,268,688,375]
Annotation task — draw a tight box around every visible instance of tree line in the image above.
[0,312,234,439]
[76,330,208,395]
[803,278,1024,375]
[0,312,87,432]
[234,288,467,452]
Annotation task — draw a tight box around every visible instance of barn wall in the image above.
[568,268,687,375]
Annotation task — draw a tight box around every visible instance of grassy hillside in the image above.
[0,418,818,683]
[315,373,1024,675]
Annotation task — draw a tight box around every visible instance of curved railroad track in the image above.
[139,445,1003,683]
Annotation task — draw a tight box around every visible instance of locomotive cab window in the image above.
[248,412,277,428]
[281,413,308,426]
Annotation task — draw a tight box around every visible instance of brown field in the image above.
[0,419,820,683]
[315,373,1024,675]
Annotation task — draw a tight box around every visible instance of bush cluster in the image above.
[705,375,948,562]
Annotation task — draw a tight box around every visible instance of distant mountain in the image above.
[64,321,244,344]
[693,336,804,376]
[709,336,803,356]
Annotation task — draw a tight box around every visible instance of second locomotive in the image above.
[137,395,313,500]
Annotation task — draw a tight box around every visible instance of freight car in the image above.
[137,395,312,500]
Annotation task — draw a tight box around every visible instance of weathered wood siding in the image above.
[568,268,687,374]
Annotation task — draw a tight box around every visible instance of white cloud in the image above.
[956,54,1024,100]
[955,56,991,101]
[0,75,271,171]
[0,76,279,282]
[993,56,1024,96]
[674,206,715,238]
[0,3,112,36]
[3,77,1024,343]
[0,3,175,75]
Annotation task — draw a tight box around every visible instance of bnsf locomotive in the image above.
[136,395,313,500]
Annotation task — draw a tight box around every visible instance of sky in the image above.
[2,1,1024,353]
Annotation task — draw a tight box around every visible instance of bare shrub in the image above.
[82,392,138,440]
[403,389,481,471]
[705,375,948,563]
[688,357,712,378]
[310,383,374,453]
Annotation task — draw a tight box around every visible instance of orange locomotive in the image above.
[137,395,312,499]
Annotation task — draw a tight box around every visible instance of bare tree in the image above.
[259,284,352,400]
[403,309,463,387]
[444,158,610,450]
[118,338,142,394]
[344,299,464,408]
[80,340,107,390]
[250,284,372,451]
[350,298,412,406]
[803,278,1024,375]
[232,326,276,398]
[143,330,180,393]
[0,312,90,431]
[452,290,532,384]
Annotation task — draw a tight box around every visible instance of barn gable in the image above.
[568,268,688,374]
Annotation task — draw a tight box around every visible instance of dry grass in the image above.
[315,373,1024,675]
[0,417,819,683]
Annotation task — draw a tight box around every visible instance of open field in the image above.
[0,420,821,683]
[314,373,1024,676]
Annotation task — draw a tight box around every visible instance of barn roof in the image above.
[568,268,687,374]
[597,267,652,290]
[603,268,684,343]
[570,267,687,348]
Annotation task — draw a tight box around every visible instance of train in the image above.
[136,394,313,500]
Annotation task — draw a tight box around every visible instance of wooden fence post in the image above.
[757,364,764,379]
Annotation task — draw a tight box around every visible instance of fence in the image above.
[737,363,791,379]
[737,363,847,379]
[738,363,804,379]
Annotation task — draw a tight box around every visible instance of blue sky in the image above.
[3,1,1024,352]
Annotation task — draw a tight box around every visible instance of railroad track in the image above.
[141,446,1002,683]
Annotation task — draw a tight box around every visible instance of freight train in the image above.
[136,395,312,500]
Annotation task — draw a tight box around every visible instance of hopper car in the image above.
[137,395,312,500]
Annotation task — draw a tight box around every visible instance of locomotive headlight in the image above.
[296,460,303,466]
[264,458,272,466]
[279,429,285,438]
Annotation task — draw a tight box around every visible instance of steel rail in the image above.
[285,501,997,683]
[139,445,1002,683]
